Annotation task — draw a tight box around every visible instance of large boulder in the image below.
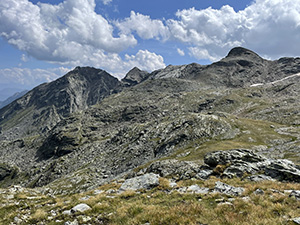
[120,173,160,191]
[146,159,201,180]
[261,159,300,182]
[204,149,265,167]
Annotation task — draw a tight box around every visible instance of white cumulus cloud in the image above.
[101,0,112,5]
[116,0,300,61]
[116,11,170,40]
[177,48,185,56]
[0,0,162,75]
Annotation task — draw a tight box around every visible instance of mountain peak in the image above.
[226,47,262,61]
[122,67,149,86]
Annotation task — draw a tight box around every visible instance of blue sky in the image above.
[0,0,300,100]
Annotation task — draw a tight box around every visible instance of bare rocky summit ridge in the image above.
[0,66,122,139]
[121,67,149,86]
[0,47,299,193]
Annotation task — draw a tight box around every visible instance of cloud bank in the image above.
[117,0,300,61]
[1,0,300,81]
[0,0,165,76]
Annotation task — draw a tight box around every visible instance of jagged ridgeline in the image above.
[0,47,300,192]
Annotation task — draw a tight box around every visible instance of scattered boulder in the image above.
[214,181,245,196]
[292,217,300,224]
[187,185,209,194]
[289,190,300,200]
[195,169,213,180]
[254,189,264,195]
[120,173,160,191]
[70,203,91,213]
[65,219,79,225]
[246,175,275,182]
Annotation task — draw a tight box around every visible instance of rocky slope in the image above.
[0,67,122,139]
[0,47,299,197]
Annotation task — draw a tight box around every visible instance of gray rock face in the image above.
[146,159,201,180]
[120,173,160,191]
[214,181,245,196]
[0,66,122,140]
[263,159,300,182]
[204,149,265,167]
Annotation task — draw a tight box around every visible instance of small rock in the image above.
[62,210,72,215]
[71,203,91,213]
[80,196,90,201]
[176,187,188,194]
[246,175,275,182]
[289,190,300,200]
[169,180,177,188]
[14,217,22,224]
[50,210,57,217]
[6,194,14,199]
[79,215,92,222]
[241,196,251,202]
[292,217,300,224]
[215,198,225,203]
[94,189,104,195]
[218,202,234,207]
[195,169,213,180]
[214,181,245,196]
[254,188,264,195]
[65,219,79,225]
[106,189,116,194]
[187,185,209,194]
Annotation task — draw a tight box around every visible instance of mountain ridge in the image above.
[0,47,299,194]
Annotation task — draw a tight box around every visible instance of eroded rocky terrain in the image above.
[0,47,300,224]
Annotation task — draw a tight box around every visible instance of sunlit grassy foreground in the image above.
[1,176,300,224]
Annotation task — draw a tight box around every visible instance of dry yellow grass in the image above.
[1,177,300,224]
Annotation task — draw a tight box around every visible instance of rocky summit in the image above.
[1,47,300,224]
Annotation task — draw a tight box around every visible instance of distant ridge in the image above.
[0,90,27,109]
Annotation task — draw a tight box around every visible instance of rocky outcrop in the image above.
[204,149,264,167]
[143,149,300,184]
[146,159,202,179]
[204,149,300,182]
